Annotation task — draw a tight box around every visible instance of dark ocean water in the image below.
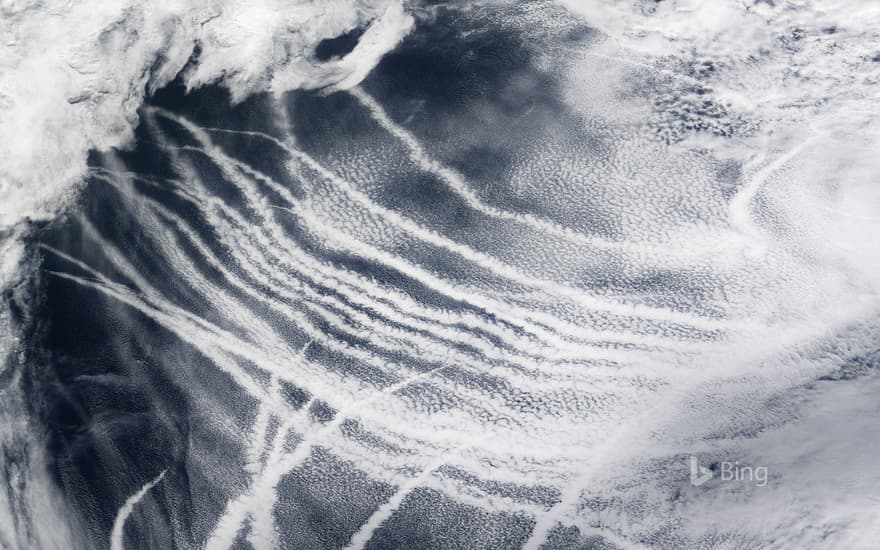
[25,5,608,549]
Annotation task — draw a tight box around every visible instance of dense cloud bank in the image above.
[0,0,412,233]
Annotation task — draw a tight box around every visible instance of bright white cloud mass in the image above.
[1,1,879,549]
[0,0,412,231]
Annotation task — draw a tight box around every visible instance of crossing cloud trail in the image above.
[2,1,880,549]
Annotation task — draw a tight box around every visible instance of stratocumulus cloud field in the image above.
[1,1,880,549]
